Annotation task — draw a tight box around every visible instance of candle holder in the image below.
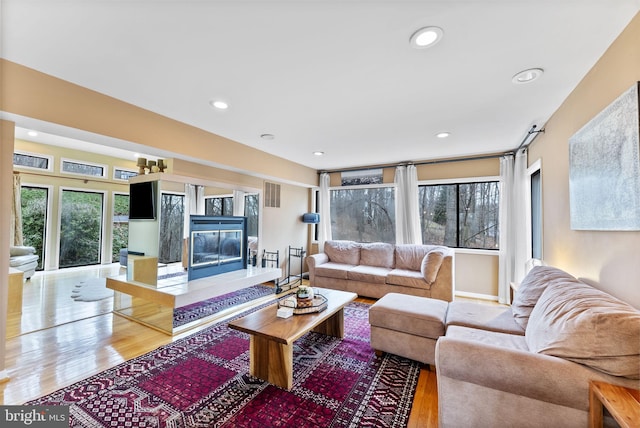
[136,157,147,174]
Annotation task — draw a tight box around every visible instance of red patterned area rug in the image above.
[173,284,274,328]
[28,302,421,427]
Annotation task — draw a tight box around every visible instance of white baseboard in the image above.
[455,290,499,302]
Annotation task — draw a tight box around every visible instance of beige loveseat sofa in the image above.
[306,240,454,302]
[371,265,640,427]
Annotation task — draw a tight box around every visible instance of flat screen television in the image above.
[129,181,157,220]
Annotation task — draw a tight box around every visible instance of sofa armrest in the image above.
[306,253,329,285]
[428,252,454,302]
[436,337,639,412]
[10,246,36,257]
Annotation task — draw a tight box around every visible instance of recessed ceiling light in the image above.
[260,134,275,140]
[436,132,450,138]
[512,68,544,84]
[313,151,324,156]
[210,100,229,110]
[27,130,38,137]
[410,26,443,49]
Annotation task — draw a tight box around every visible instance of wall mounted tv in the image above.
[129,181,157,220]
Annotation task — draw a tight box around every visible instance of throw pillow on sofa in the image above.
[359,242,394,268]
[324,240,361,265]
[420,248,446,284]
[526,281,640,379]
[512,266,582,329]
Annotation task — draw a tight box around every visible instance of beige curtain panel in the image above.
[12,172,24,246]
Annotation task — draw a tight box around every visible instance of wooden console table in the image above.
[589,380,640,428]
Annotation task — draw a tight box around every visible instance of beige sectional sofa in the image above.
[370,265,640,427]
[306,240,455,301]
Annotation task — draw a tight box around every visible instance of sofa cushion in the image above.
[395,244,431,271]
[445,325,529,351]
[314,262,355,280]
[359,242,395,268]
[446,301,525,335]
[324,240,361,265]
[526,281,640,379]
[386,269,429,289]
[9,254,39,267]
[347,265,390,284]
[512,266,581,329]
[369,293,447,339]
[420,248,446,284]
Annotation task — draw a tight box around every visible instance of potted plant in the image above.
[296,285,314,300]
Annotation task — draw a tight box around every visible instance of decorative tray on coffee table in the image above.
[279,295,328,315]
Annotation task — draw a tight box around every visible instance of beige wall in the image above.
[262,182,310,281]
[0,120,15,378]
[528,12,640,308]
[455,252,499,298]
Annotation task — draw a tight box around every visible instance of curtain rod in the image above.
[319,124,544,175]
[13,169,128,186]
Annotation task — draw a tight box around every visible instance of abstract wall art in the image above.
[569,82,640,230]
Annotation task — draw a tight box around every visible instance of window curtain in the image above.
[318,172,332,252]
[498,150,528,304]
[11,172,23,246]
[394,164,422,245]
[183,184,205,238]
[232,190,245,216]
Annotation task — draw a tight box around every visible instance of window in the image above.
[13,151,51,170]
[330,186,395,243]
[61,159,106,178]
[112,193,129,262]
[159,193,184,264]
[244,193,259,237]
[419,181,500,249]
[59,189,104,268]
[114,168,138,181]
[205,196,233,216]
[530,169,542,259]
[21,186,49,270]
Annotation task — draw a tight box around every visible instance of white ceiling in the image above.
[2,1,639,171]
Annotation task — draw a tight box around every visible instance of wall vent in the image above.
[264,182,281,208]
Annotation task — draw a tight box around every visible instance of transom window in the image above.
[61,159,107,178]
[114,168,138,181]
[13,151,52,170]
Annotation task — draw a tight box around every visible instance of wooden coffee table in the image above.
[228,288,357,390]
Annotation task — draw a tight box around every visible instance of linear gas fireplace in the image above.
[188,215,248,280]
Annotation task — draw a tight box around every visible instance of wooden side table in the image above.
[589,380,640,428]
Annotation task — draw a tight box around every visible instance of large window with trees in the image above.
[112,193,129,262]
[330,186,395,243]
[419,181,500,249]
[159,193,184,264]
[205,196,233,216]
[59,189,104,268]
[21,186,49,270]
[244,193,259,237]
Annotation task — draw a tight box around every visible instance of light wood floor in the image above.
[1,266,438,427]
